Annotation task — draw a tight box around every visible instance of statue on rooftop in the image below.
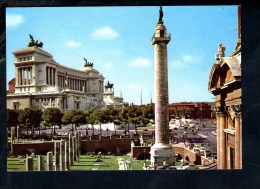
[84,58,94,67]
[28,34,43,48]
[215,43,226,63]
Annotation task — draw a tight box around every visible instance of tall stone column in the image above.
[49,67,52,85]
[235,113,241,169]
[240,114,242,168]
[46,66,49,85]
[150,6,175,166]
[216,114,220,169]
[219,112,226,169]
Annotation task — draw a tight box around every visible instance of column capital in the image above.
[214,106,226,116]
[231,105,242,117]
[216,111,226,117]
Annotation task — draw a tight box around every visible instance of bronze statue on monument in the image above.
[83,58,94,67]
[105,81,114,92]
[158,6,164,22]
[28,34,43,48]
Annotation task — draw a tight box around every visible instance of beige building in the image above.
[7,45,106,111]
[208,6,241,169]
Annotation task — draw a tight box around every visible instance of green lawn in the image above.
[136,126,155,130]
[7,155,146,171]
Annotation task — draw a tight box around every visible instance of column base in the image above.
[150,143,176,166]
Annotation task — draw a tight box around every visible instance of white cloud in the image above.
[183,54,195,62]
[6,14,24,27]
[129,57,151,68]
[91,26,118,40]
[65,40,81,48]
[170,54,202,70]
[171,60,185,69]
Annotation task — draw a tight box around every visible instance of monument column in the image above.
[150,6,175,166]
[235,113,241,169]
[219,111,226,169]
[216,113,220,169]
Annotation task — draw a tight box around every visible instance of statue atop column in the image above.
[28,34,43,48]
[158,6,164,22]
[83,58,94,68]
[105,80,114,92]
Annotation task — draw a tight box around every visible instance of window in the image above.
[160,30,164,37]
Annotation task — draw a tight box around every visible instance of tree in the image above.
[86,108,95,136]
[17,107,42,135]
[62,110,86,133]
[30,106,43,135]
[72,111,86,128]
[18,109,29,134]
[107,106,120,135]
[7,109,19,132]
[43,108,62,135]
[120,106,131,134]
[142,103,155,126]
[92,109,109,137]
[128,105,142,134]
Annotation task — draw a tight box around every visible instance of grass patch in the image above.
[7,155,147,171]
[137,126,155,130]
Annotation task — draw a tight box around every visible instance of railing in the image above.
[151,33,171,42]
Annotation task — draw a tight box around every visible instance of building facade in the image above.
[169,102,213,119]
[7,45,106,111]
[208,6,241,169]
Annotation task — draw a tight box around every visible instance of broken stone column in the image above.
[60,140,65,171]
[26,157,34,171]
[78,132,81,156]
[75,132,79,158]
[17,126,20,141]
[65,141,70,170]
[54,142,60,171]
[37,155,45,171]
[73,136,77,161]
[46,152,54,171]
[69,134,73,165]
[76,131,81,157]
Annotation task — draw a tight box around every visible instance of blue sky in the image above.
[6,6,238,105]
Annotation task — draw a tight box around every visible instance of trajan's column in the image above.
[150,6,175,166]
